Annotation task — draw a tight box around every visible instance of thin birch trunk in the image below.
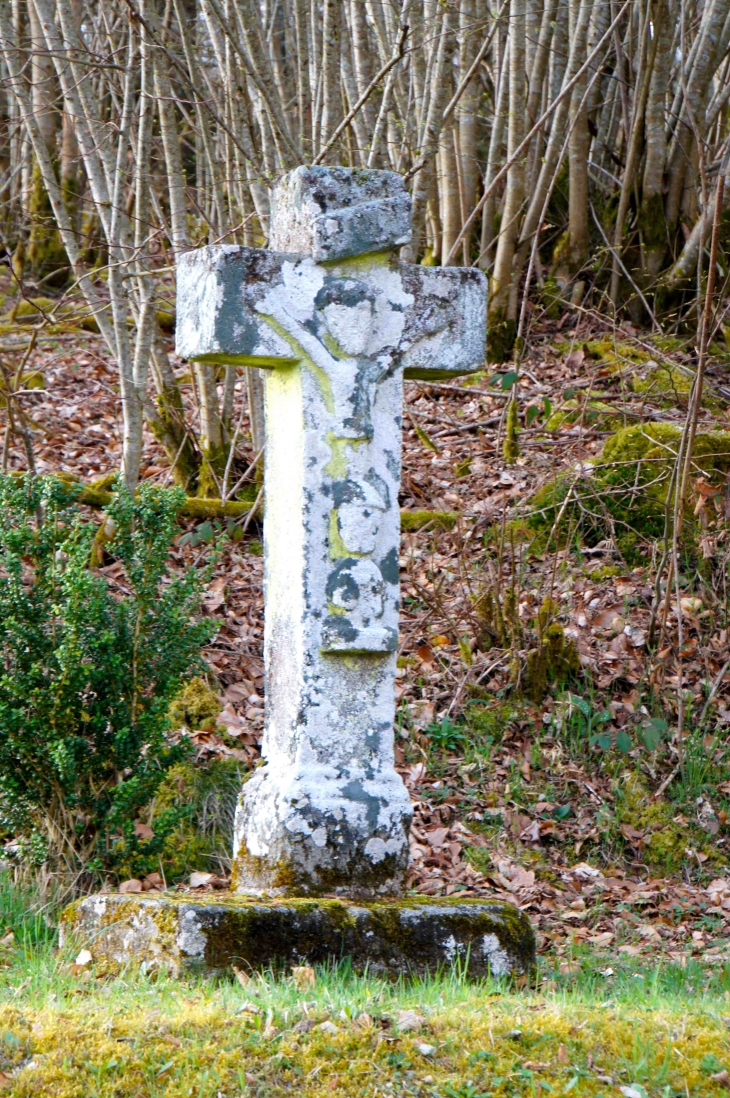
[479,36,509,272]
[487,0,526,360]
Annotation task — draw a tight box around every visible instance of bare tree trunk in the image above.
[487,0,526,360]
[458,0,479,262]
[479,35,509,272]
[610,0,660,304]
[27,0,63,279]
[562,0,590,280]
[320,0,342,154]
[638,0,672,281]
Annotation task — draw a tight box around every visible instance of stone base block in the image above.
[62,893,535,978]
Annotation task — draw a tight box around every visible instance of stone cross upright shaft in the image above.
[177,167,487,898]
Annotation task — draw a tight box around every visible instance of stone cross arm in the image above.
[176,247,486,381]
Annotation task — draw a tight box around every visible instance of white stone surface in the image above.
[176,168,487,897]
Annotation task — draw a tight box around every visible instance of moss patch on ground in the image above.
[2,949,730,1097]
[629,360,726,410]
[615,773,708,874]
[168,677,222,731]
[527,421,730,560]
[545,398,635,432]
[151,758,243,883]
[554,338,650,371]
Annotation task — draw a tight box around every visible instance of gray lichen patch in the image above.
[269,166,412,261]
[63,893,535,979]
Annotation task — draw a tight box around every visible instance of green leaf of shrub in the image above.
[616,729,633,754]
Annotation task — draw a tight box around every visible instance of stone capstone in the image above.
[62,893,536,978]
[268,165,412,261]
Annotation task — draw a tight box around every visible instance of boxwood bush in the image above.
[0,476,214,883]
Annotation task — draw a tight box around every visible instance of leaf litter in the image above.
[3,284,730,967]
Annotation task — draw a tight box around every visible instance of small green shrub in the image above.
[474,588,580,701]
[425,716,469,754]
[0,476,214,882]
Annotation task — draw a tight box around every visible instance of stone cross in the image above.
[176,167,486,898]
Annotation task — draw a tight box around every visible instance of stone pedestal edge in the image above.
[62,894,535,979]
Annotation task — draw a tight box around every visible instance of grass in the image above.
[0,893,729,1096]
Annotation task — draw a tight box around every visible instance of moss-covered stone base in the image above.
[62,892,535,979]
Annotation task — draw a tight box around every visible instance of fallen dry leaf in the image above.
[232,965,252,989]
[118,879,143,894]
[189,871,215,888]
[397,1009,426,1032]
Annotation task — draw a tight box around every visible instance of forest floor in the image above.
[3,274,730,1092]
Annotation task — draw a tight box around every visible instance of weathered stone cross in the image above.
[177,167,486,899]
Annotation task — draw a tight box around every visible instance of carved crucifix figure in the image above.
[177,167,487,898]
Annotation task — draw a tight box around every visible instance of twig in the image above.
[698,658,730,727]
[653,766,679,801]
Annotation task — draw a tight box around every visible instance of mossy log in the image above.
[49,478,458,530]
[74,484,261,521]
[3,297,174,336]
[400,510,458,531]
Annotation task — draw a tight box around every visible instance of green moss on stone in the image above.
[527,422,730,561]
[63,892,536,979]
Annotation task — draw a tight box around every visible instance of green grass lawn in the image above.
[1,940,730,1097]
[0,878,729,1096]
